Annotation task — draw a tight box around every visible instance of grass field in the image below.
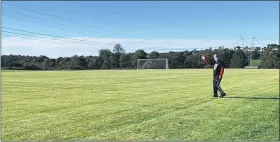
[2,69,279,141]
[250,60,261,66]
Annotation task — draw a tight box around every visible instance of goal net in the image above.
[137,58,169,69]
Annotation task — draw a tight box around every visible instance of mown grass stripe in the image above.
[2,69,279,140]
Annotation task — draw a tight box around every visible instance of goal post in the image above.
[137,58,169,69]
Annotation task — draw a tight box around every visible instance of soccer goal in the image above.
[137,58,169,69]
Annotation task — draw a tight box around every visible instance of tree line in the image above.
[1,44,279,70]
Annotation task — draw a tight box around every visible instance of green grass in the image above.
[250,60,261,66]
[2,69,279,141]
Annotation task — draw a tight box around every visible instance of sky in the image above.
[2,1,279,58]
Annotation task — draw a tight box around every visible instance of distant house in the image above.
[248,47,256,52]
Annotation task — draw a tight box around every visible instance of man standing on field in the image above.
[201,54,226,98]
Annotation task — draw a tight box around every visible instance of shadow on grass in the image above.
[224,96,280,100]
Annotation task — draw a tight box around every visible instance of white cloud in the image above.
[2,36,278,58]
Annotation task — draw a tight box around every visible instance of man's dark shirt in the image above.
[203,59,223,79]
[214,60,222,77]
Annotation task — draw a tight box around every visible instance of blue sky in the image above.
[2,1,279,58]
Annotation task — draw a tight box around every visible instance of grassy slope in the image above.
[250,60,261,66]
[2,69,279,140]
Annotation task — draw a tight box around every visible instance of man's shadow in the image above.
[224,96,279,100]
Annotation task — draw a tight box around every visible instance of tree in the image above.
[23,59,40,70]
[68,55,87,70]
[112,44,125,68]
[0,44,279,70]
[167,52,185,68]
[42,58,49,70]
[260,44,279,68]
[184,54,202,68]
[148,51,159,59]
[62,57,71,69]
[229,49,249,68]
[109,54,119,69]
[99,49,111,69]
[132,49,147,68]
[86,56,100,69]
[48,59,56,69]
[251,49,261,59]
[35,55,49,70]
[119,53,132,68]
[2,55,13,68]
[216,49,234,68]
[113,44,125,54]
[55,57,65,69]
